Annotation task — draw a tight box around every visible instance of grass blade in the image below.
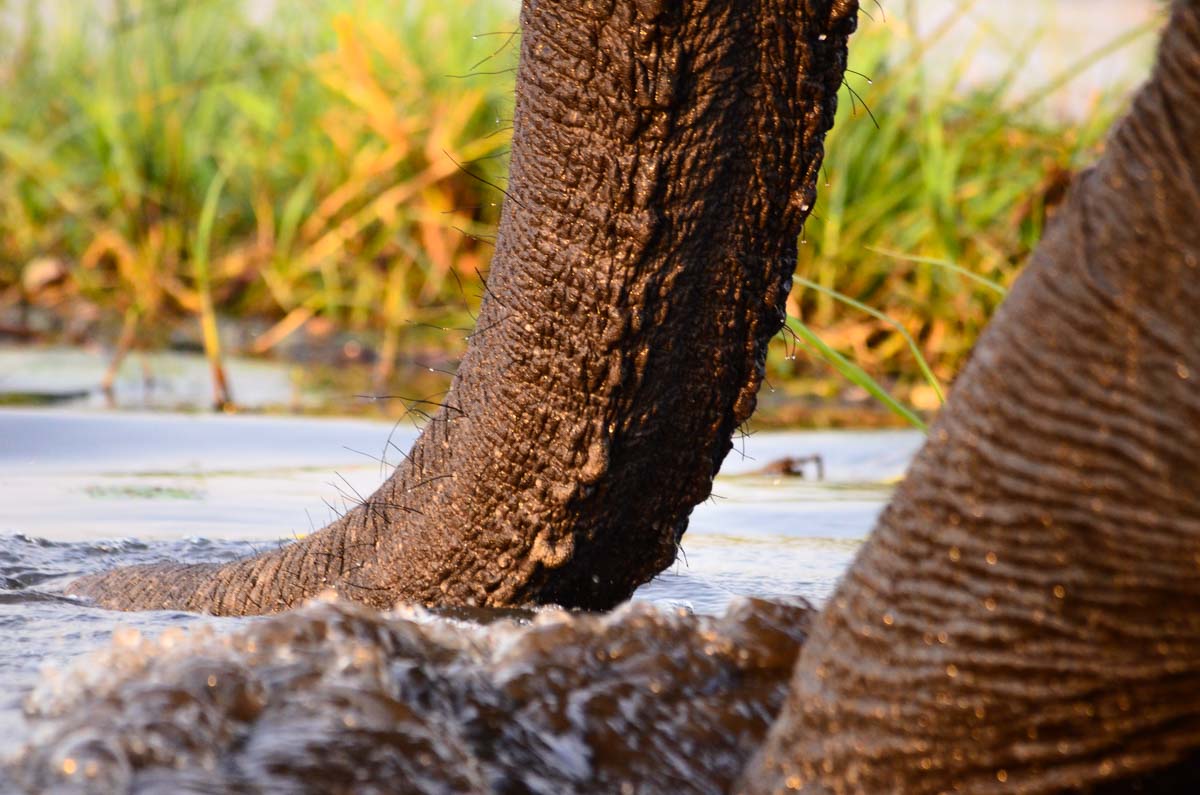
[786,316,928,432]
[866,246,1008,296]
[193,168,233,410]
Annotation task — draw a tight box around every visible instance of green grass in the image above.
[1,0,514,379]
[772,3,1159,426]
[0,0,1160,426]
[85,484,204,500]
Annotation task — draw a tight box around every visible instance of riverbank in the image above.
[0,0,1163,428]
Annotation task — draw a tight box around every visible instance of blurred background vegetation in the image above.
[0,0,1162,426]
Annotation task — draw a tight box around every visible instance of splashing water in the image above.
[14,597,809,794]
[0,409,921,792]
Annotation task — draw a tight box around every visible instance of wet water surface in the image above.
[0,408,921,789]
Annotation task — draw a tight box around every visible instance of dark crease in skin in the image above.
[70,0,857,616]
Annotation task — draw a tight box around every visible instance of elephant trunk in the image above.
[745,2,1200,792]
[73,0,858,615]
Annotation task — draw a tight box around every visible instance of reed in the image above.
[1,0,514,378]
[778,3,1157,425]
[0,0,1156,425]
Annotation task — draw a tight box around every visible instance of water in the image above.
[11,597,814,794]
[0,408,921,788]
[0,347,309,412]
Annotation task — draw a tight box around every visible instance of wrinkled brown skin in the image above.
[744,2,1200,793]
[72,0,858,615]
[41,0,1200,792]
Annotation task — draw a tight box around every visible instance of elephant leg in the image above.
[72,0,859,615]
[744,2,1200,792]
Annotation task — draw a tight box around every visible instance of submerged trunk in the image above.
[75,0,858,615]
[746,3,1200,792]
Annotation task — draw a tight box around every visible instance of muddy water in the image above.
[0,409,921,791]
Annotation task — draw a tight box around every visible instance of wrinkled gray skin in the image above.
[74,0,858,615]
[65,0,1200,791]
